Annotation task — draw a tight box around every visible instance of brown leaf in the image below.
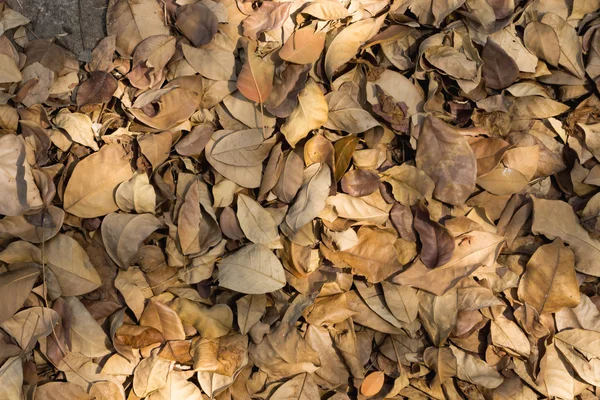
[532,197,600,276]
[0,266,40,324]
[279,24,326,64]
[523,22,560,68]
[90,35,116,73]
[416,115,477,206]
[183,42,236,81]
[490,316,531,357]
[393,230,505,295]
[106,0,169,56]
[44,234,102,296]
[140,299,186,341]
[192,333,248,376]
[130,88,198,130]
[242,2,292,40]
[341,169,380,197]
[101,213,164,268]
[333,136,360,182]
[418,289,457,346]
[337,226,402,283]
[236,294,266,335]
[177,4,218,47]
[170,298,233,338]
[237,41,274,104]
[174,124,213,157]
[217,244,286,294]
[423,346,457,387]
[482,38,519,89]
[132,351,173,397]
[413,203,455,268]
[64,144,134,218]
[0,134,43,216]
[361,371,385,397]
[381,165,435,206]
[281,78,328,148]
[325,17,385,79]
[76,71,118,106]
[138,131,173,169]
[273,150,304,202]
[284,163,331,232]
[518,239,580,314]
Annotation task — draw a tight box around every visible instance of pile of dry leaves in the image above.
[3,0,600,398]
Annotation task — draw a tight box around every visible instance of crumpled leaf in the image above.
[192,333,248,376]
[170,298,233,338]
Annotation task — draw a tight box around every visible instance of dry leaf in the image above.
[281,79,328,148]
[177,4,218,47]
[64,143,133,218]
[66,296,113,357]
[44,234,102,296]
[280,24,326,64]
[183,43,236,81]
[107,0,169,56]
[341,169,380,197]
[523,22,560,67]
[413,203,455,268]
[237,194,282,249]
[518,239,580,314]
[102,213,164,268]
[285,163,331,232]
[416,115,477,206]
[171,298,233,338]
[217,244,286,294]
[133,351,173,397]
[0,266,40,324]
[0,134,43,216]
[237,40,274,104]
[2,0,600,396]
[393,230,505,295]
[532,197,600,276]
[0,356,22,400]
[115,172,156,214]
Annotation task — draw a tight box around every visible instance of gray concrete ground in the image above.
[5,0,108,59]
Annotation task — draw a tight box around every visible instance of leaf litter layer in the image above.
[1,0,600,399]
